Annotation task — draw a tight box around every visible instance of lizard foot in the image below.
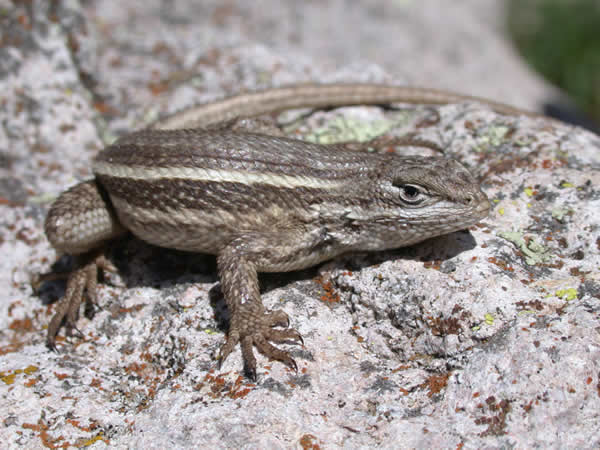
[46,252,117,351]
[217,308,303,381]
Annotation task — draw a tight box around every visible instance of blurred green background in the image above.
[507,0,600,124]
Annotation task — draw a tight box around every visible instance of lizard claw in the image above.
[66,323,85,339]
[46,340,59,353]
[246,367,258,382]
[288,357,298,373]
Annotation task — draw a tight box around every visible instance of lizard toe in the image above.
[264,309,290,328]
[65,322,84,339]
[218,309,302,378]
[264,328,303,345]
[240,335,258,379]
[253,334,298,373]
[46,252,109,349]
[217,329,240,369]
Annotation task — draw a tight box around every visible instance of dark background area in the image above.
[508,0,600,130]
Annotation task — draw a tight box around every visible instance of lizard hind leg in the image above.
[43,179,124,350]
[46,252,117,350]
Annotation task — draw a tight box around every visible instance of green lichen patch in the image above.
[498,231,552,265]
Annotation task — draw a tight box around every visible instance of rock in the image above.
[1,1,598,448]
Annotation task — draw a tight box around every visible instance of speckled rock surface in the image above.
[1,1,599,448]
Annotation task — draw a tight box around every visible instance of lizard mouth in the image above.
[474,195,491,219]
[475,195,492,216]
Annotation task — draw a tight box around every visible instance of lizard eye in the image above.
[396,183,426,205]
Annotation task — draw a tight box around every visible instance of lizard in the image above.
[43,83,538,380]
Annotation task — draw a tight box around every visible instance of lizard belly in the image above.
[107,189,303,254]
[110,194,230,253]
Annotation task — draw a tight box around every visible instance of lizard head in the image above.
[352,156,490,250]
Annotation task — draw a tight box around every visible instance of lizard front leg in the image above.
[216,229,332,380]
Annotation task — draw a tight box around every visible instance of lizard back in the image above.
[93,129,384,254]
